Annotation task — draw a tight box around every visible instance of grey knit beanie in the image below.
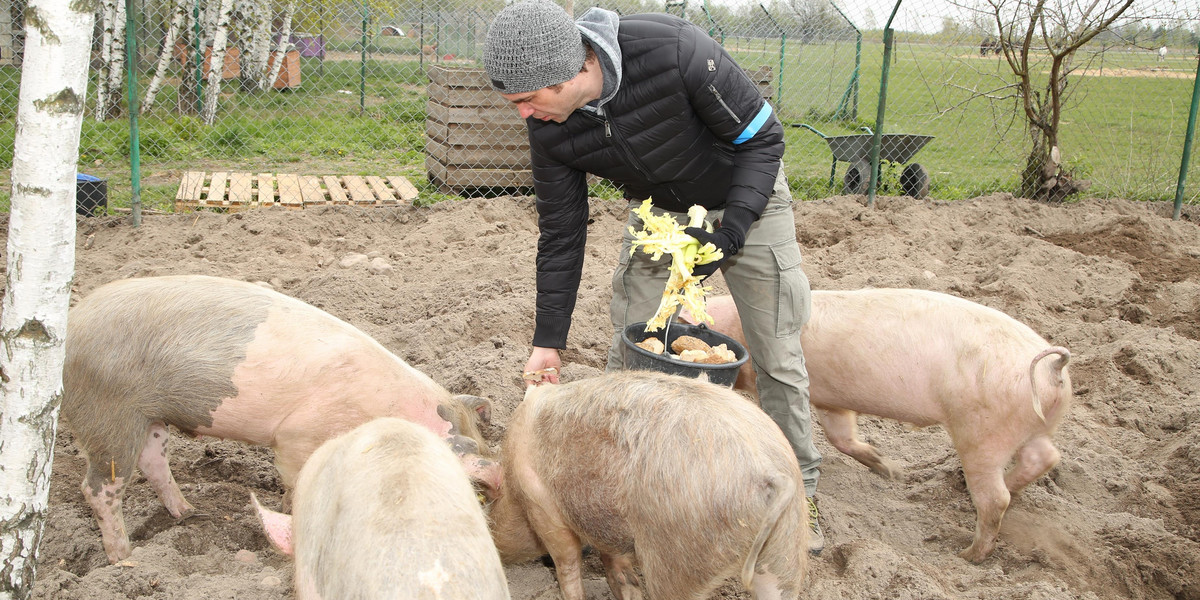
[484,0,586,94]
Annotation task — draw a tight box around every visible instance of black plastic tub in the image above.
[76,174,107,217]
[621,321,749,388]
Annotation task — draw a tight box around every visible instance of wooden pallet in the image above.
[175,171,420,211]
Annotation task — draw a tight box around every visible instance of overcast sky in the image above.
[718,0,1200,35]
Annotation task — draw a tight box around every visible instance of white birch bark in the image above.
[242,0,272,91]
[94,0,115,117]
[0,0,91,596]
[175,0,201,114]
[265,0,295,90]
[200,0,234,124]
[202,0,220,37]
[95,0,125,120]
[142,0,190,112]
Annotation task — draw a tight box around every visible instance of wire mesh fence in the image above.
[1,0,1198,212]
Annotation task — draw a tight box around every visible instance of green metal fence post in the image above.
[125,0,141,225]
[360,2,368,114]
[867,1,903,209]
[758,4,785,116]
[700,0,725,45]
[829,1,860,122]
[1172,39,1200,220]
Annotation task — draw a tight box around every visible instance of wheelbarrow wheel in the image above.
[843,159,872,195]
[901,163,930,199]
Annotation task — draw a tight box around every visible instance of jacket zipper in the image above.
[583,110,653,181]
[709,85,741,124]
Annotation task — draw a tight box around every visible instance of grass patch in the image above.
[2,30,1198,212]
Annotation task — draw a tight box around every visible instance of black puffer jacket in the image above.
[529,12,785,348]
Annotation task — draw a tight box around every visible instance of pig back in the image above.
[803,288,1065,423]
[507,372,807,575]
[291,417,509,599]
[63,275,279,438]
[63,275,459,443]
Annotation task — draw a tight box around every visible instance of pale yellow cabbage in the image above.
[627,199,723,331]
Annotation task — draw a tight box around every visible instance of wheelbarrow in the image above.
[796,124,934,198]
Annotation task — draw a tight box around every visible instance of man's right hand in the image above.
[523,346,562,387]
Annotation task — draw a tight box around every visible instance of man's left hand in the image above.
[684,226,740,280]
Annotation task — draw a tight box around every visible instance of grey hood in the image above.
[576,7,622,110]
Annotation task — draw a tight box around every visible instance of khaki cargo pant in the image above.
[605,166,823,496]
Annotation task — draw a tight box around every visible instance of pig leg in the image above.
[750,570,791,600]
[600,552,643,600]
[957,449,1012,563]
[540,526,586,600]
[136,422,197,520]
[78,413,156,564]
[518,475,586,600]
[1003,435,1060,495]
[81,459,136,563]
[817,408,901,479]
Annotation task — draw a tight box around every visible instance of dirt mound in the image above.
[21,194,1200,599]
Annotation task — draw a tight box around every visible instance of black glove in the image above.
[684,226,742,280]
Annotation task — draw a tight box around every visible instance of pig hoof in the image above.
[958,544,992,563]
[872,462,903,479]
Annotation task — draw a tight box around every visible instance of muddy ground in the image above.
[20,192,1200,599]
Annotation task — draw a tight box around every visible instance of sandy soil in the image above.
[21,192,1200,599]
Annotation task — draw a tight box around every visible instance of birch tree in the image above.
[199,0,234,124]
[265,0,295,90]
[234,0,270,91]
[94,0,126,120]
[0,0,91,596]
[176,2,202,114]
[142,0,191,112]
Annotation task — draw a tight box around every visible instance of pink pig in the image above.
[488,371,809,600]
[252,417,510,600]
[62,275,500,563]
[682,289,1072,562]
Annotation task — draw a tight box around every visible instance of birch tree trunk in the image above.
[0,0,91,596]
[199,0,234,124]
[241,0,272,91]
[142,0,190,112]
[176,2,201,114]
[265,0,295,91]
[94,0,126,120]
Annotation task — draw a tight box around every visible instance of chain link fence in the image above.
[1,0,1198,212]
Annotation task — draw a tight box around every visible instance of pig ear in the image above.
[251,493,294,557]
[453,394,493,424]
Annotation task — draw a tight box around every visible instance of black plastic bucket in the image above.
[622,321,749,388]
[76,174,107,217]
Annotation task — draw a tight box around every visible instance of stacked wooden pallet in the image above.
[174,171,419,211]
[425,66,532,195]
[746,65,775,101]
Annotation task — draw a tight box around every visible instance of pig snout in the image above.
[487,371,808,600]
[261,418,509,600]
[62,275,499,563]
[695,290,1073,562]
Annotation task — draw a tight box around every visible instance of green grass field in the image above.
[728,37,1200,201]
[0,33,1197,212]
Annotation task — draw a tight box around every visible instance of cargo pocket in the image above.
[610,218,639,328]
[771,241,810,338]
